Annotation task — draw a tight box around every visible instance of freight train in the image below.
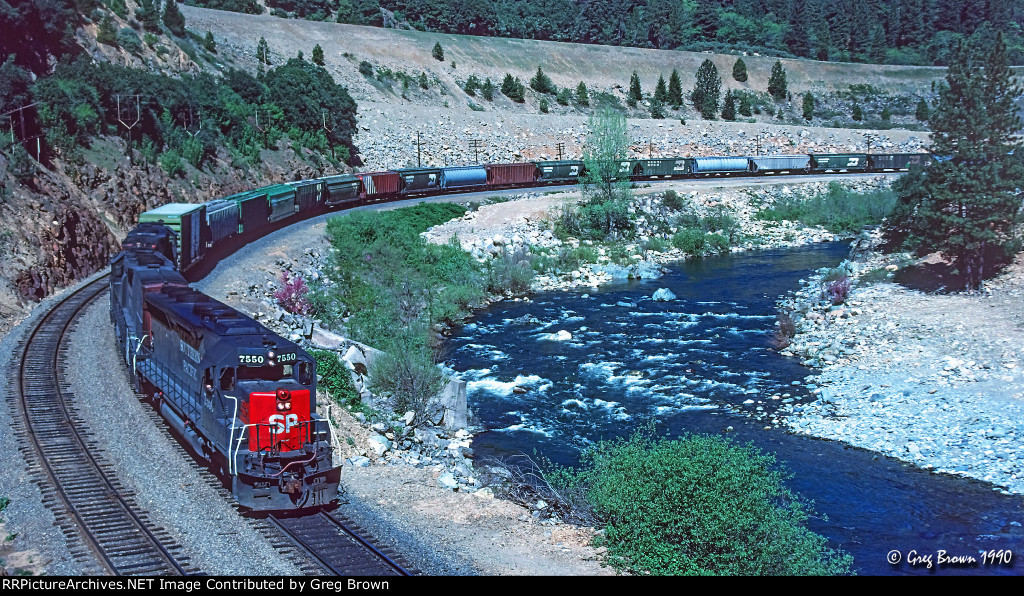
[110,150,928,510]
[132,152,930,273]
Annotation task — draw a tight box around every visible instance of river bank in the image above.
[775,240,1024,495]
[424,175,895,292]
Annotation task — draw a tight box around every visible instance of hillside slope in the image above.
[183,5,944,106]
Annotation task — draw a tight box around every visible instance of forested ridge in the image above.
[190,0,1024,66]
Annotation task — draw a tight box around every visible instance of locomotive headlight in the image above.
[267,350,275,359]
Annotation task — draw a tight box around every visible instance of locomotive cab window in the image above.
[297,361,312,386]
[220,367,235,391]
[237,364,293,382]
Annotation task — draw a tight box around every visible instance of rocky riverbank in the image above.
[424,176,894,292]
[772,236,1024,495]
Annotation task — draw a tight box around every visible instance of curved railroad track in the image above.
[7,274,194,575]
[268,510,416,576]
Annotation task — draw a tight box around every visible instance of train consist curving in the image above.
[109,151,928,510]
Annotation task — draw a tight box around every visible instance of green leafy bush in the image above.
[310,349,360,407]
[554,430,854,576]
[755,183,897,233]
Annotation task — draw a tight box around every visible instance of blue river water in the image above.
[444,242,1024,575]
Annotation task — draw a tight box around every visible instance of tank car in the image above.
[110,232,341,510]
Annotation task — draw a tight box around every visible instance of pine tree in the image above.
[651,97,666,119]
[135,0,161,32]
[419,71,429,89]
[654,75,668,104]
[852,103,863,121]
[576,81,590,106]
[768,60,787,101]
[732,57,747,82]
[204,31,216,52]
[802,92,815,120]
[162,0,185,37]
[530,66,555,95]
[667,69,683,108]
[691,59,721,119]
[886,33,1024,290]
[256,36,271,65]
[464,74,480,96]
[738,92,752,117]
[502,74,525,102]
[915,98,930,121]
[785,0,811,58]
[432,42,444,61]
[721,89,736,120]
[557,88,571,105]
[312,44,325,66]
[628,71,642,107]
[482,77,495,101]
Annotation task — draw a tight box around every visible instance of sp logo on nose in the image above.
[268,413,299,434]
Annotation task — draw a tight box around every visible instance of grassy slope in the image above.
[182,5,946,103]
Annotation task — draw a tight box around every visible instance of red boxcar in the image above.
[356,171,400,201]
[485,162,537,186]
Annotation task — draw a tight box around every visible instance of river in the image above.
[445,242,1024,575]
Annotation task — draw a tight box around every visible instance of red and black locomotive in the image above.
[110,224,341,510]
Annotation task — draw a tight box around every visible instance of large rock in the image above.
[437,377,468,430]
[652,288,676,302]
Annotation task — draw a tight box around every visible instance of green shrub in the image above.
[367,333,444,420]
[553,430,854,576]
[310,349,360,407]
[159,148,184,177]
[671,228,706,254]
[661,190,686,211]
[359,60,373,76]
[755,184,896,233]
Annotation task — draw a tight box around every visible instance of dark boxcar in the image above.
[535,160,585,183]
[225,189,270,236]
[869,153,930,171]
[485,162,537,186]
[321,174,361,208]
[810,153,869,171]
[262,184,298,223]
[357,171,400,202]
[137,203,206,272]
[692,156,750,174]
[440,165,487,188]
[748,155,812,174]
[629,158,692,178]
[287,180,324,213]
[396,167,442,193]
[202,199,240,247]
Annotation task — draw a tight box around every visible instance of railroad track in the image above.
[7,275,194,576]
[268,510,416,576]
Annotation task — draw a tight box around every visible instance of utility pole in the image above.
[555,142,565,160]
[253,107,267,149]
[181,106,202,138]
[415,131,423,167]
[468,139,484,164]
[321,111,333,159]
[116,94,141,164]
